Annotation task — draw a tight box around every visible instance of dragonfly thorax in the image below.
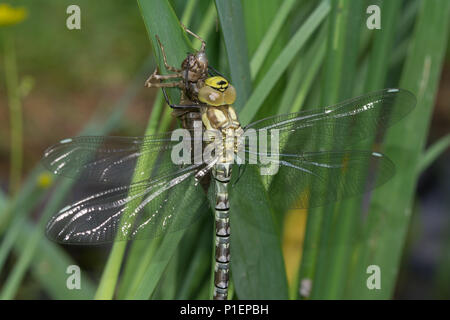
[201,105,243,165]
[198,76,242,164]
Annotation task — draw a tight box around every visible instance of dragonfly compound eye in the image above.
[223,84,236,105]
[199,85,223,106]
[199,79,236,106]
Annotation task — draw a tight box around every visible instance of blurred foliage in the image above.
[8,0,148,89]
[0,3,27,26]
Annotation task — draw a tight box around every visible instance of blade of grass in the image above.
[214,0,252,110]
[152,245,179,299]
[313,0,400,300]
[243,0,291,122]
[180,0,198,26]
[3,31,23,195]
[163,219,211,300]
[417,134,450,174]
[321,0,349,105]
[188,1,216,50]
[286,75,325,298]
[94,86,165,299]
[268,25,328,240]
[337,0,364,99]
[238,0,331,125]
[249,0,297,79]
[243,0,279,57]
[289,39,326,113]
[175,220,212,299]
[278,24,327,115]
[113,95,166,300]
[364,0,403,92]
[229,166,289,299]
[129,194,208,299]
[297,0,351,299]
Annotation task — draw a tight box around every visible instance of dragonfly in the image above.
[41,76,416,299]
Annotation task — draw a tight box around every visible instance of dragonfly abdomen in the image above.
[212,163,231,300]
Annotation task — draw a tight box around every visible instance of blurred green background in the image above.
[0,0,449,299]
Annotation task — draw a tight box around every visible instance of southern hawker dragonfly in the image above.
[41,81,415,299]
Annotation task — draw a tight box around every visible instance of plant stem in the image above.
[94,242,127,299]
[3,31,23,195]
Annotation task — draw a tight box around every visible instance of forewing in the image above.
[244,88,416,152]
[42,130,203,185]
[45,164,211,244]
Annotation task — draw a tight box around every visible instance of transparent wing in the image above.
[42,130,203,185]
[244,88,416,152]
[46,164,212,244]
[237,150,394,215]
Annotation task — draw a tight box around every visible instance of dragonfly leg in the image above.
[155,35,182,73]
[144,68,184,88]
[181,23,206,52]
[161,88,203,110]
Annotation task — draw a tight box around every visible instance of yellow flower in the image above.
[37,172,53,189]
[0,3,27,26]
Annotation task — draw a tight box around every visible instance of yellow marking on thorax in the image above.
[205,76,229,92]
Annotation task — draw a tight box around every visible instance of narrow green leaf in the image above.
[418,134,450,173]
[249,0,297,79]
[230,166,289,299]
[215,0,252,110]
[176,221,212,299]
[278,24,327,115]
[311,0,390,300]
[239,0,331,125]
[180,0,198,26]
[297,0,355,300]
[364,0,403,92]
[191,1,217,50]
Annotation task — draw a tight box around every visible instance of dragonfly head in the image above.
[198,76,236,106]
